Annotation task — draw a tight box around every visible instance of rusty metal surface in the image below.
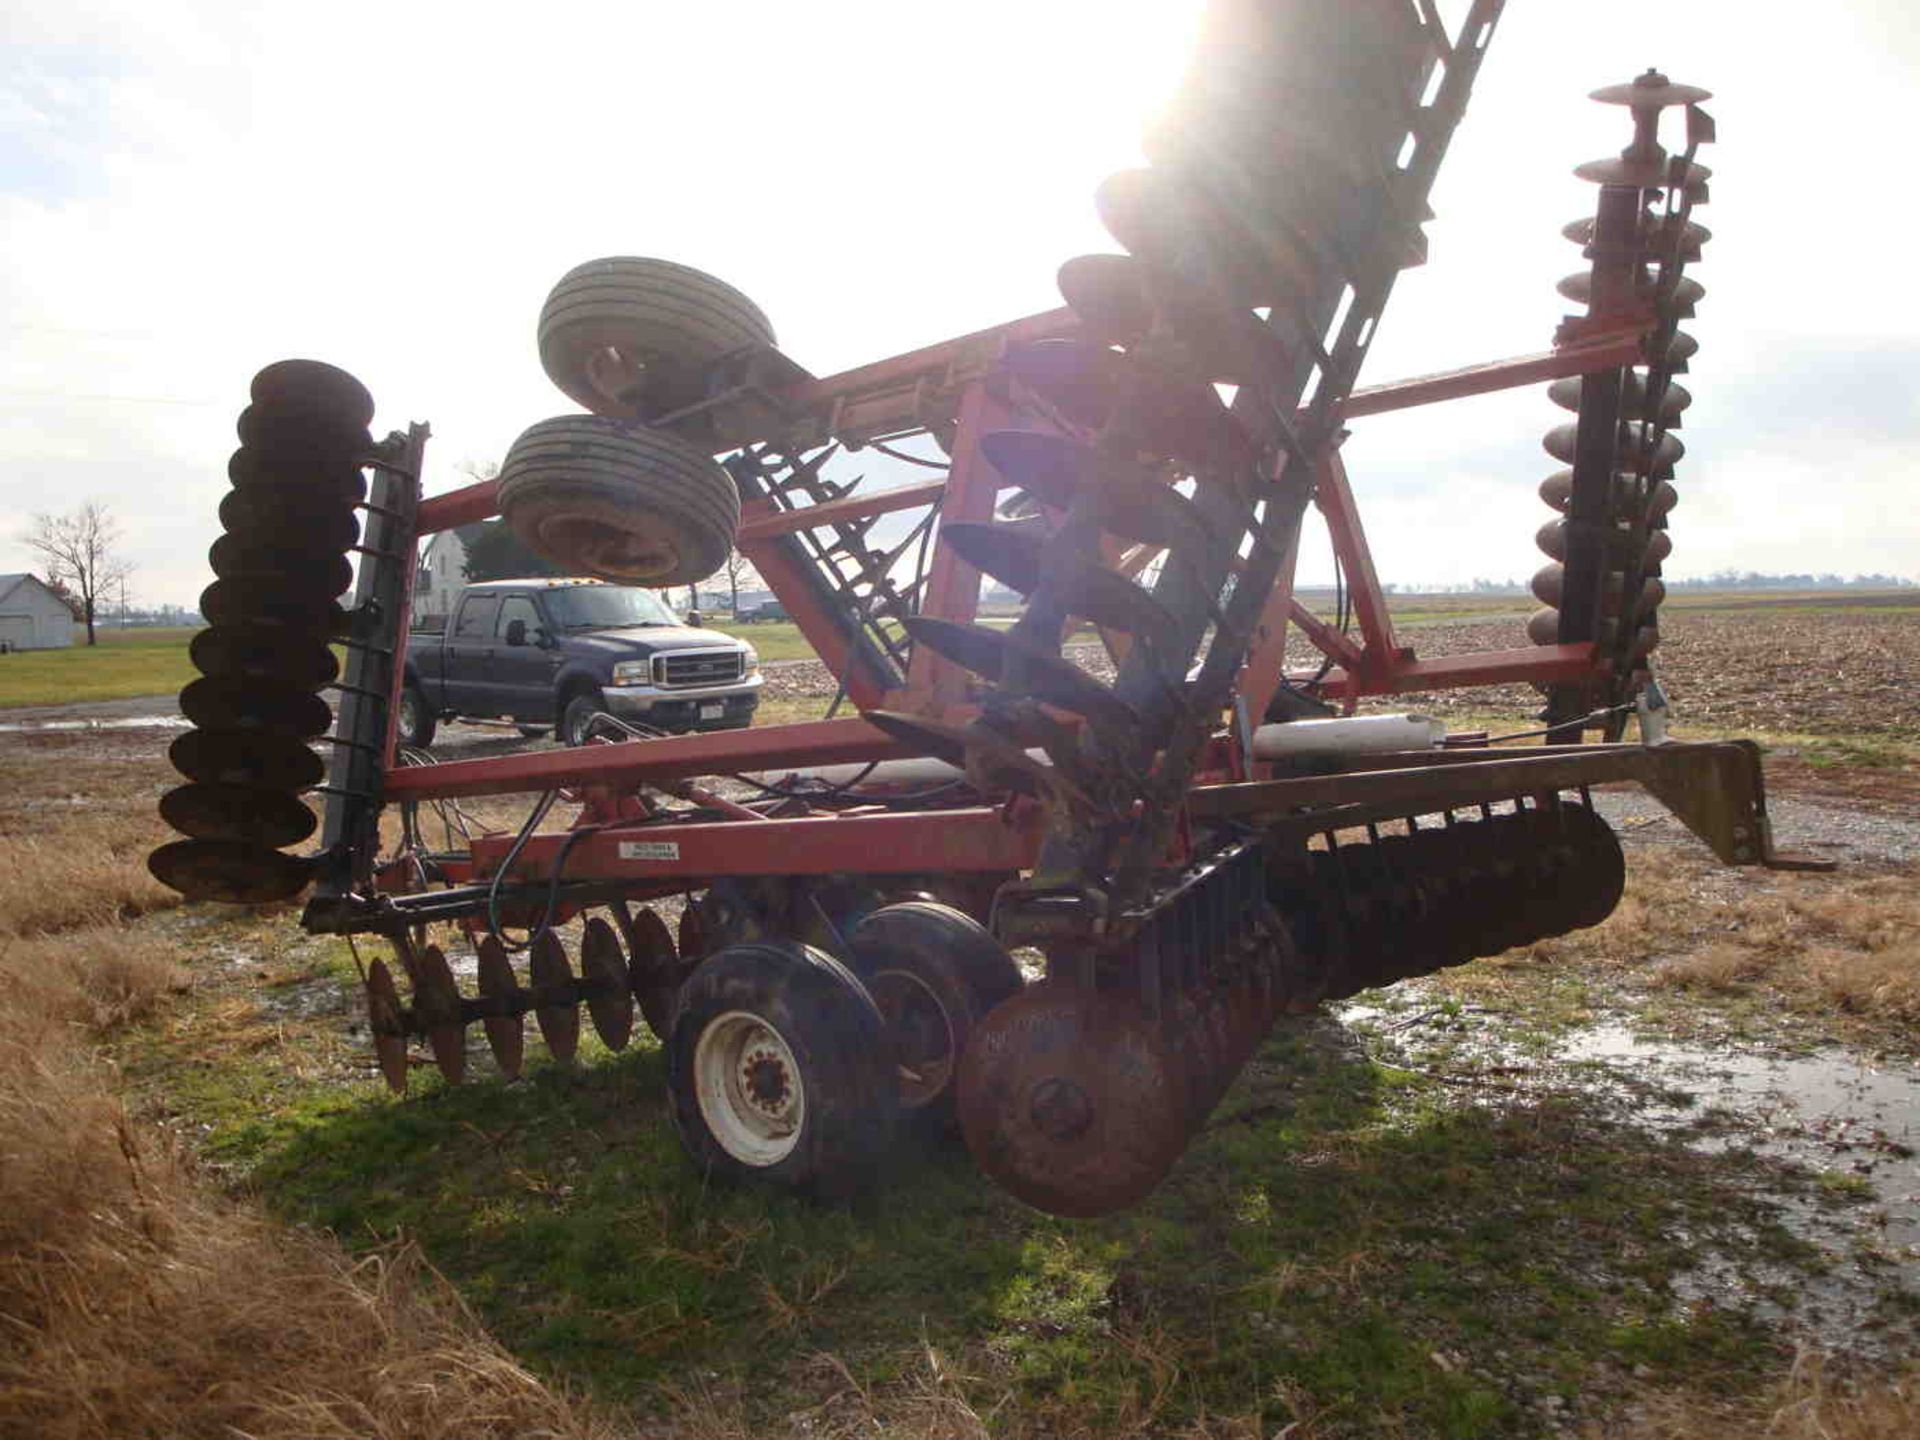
[956,981,1187,1219]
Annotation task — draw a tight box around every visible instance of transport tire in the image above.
[538,256,775,419]
[847,902,1025,1128]
[669,942,895,1196]
[560,690,606,747]
[498,415,739,586]
[396,683,437,749]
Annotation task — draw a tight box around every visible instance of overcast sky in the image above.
[5,0,1916,607]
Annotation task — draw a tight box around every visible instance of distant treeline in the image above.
[1352,573,1917,595]
[1664,571,1916,591]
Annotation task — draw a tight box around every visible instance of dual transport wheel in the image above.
[669,903,1023,1195]
[505,258,772,588]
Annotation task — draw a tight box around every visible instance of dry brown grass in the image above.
[0,919,620,1440]
[0,736,181,936]
[1516,848,1920,1029]
[1627,1354,1919,1440]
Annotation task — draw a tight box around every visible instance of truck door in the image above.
[443,592,501,715]
[492,593,557,721]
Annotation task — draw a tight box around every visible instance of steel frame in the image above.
[312,294,1781,934]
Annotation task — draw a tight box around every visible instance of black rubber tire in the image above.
[498,415,739,586]
[515,725,551,739]
[668,941,895,1197]
[560,691,605,747]
[396,684,437,749]
[847,901,1025,1128]
[538,256,775,419]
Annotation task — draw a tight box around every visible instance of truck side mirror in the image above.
[504,618,528,647]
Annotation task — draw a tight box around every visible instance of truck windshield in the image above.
[544,586,679,630]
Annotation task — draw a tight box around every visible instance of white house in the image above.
[0,573,75,651]
[412,523,486,622]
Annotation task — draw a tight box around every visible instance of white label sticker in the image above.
[617,841,681,862]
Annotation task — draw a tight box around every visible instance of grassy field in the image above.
[0,625,199,707]
[6,593,1915,712]
[2,594,1918,1435]
[0,620,828,709]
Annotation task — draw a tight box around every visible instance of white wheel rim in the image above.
[693,1010,804,1166]
[400,692,422,736]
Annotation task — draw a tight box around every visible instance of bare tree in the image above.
[23,501,133,646]
[720,548,763,618]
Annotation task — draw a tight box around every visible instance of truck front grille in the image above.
[654,650,745,687]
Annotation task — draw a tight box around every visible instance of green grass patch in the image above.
[0,626,197,708]
[700,620,822,663]
[118,918,1844,1437]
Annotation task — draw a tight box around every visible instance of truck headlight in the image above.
[612,660,650,687]
[742,644,759,676]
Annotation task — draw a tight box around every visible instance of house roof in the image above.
[0,573,49,607]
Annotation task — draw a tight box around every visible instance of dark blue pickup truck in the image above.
[397,578,762,748]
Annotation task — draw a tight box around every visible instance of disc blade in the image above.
[199,576,347,636]
[179,677,332,738]
[977,430,1213,553]
[1547,374,1691,422]
[903,617,1137,731]
[250,358,376,429]
[1589,73,1711,109]
[189,625,340,691]
[160,783,315,848]
[528,931,580,1064]
[955,981,1188,1218]
[475,936,526,1079]
[1002,340,1253,471]
[863,710,1087,805]
[147,838,311,903]
[207,534,353,596]
[217,488,360,552]
[580,916,635,1051]
[1543,421,1683,472]
[227,446,369,501]
[939,523,1180,650]
[621,905,682,1042]
[235,403,372,460]
[1573,155,1710,191]
[365,958,410,1093]
[168,729,323,790]
[1057,253,1153,348]
[412,943,467,1084]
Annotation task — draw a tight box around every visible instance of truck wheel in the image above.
[669,942,895,1196]
[396,683,437,748]
[499,415,739,586]
[847,902,1025,1129]
[560,691,608,746]
[515,725,550,739]
[538,257,775,420]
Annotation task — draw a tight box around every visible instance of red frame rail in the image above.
[383,308,1659,878]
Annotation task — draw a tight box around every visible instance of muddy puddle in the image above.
[1342,998,1920,1356]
